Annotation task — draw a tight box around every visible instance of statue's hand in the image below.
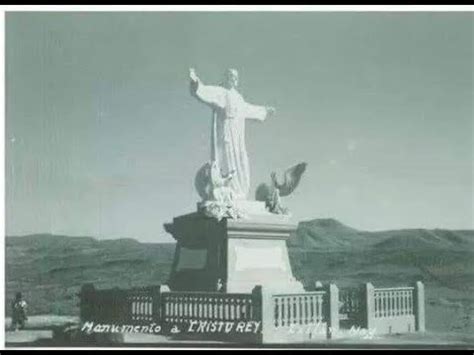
[266,106,276,117]
[189,68,199,83]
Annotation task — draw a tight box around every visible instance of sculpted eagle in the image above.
[255,162,307,215]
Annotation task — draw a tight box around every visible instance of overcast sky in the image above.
[6,11,473,242]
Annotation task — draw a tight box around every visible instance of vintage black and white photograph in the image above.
[4,8,474,348]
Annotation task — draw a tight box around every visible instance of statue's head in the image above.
[224,68,239,89]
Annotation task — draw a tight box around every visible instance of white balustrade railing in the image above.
[161,292,255,324]
[374,287,414,318]
[272,292,326,328]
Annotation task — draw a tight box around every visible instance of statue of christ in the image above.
[189,68,275,200]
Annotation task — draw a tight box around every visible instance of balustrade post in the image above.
[362,283,375,330]
[151,285,162,323]
[251,286,262,321]
[159,285,170,332]
[117,289,127,324]
[109,288,118,323]
[325,283,339,339]
[252,285,269,342]
[414,281,425,332]
[259,286,275,344]
[79,283,96,323]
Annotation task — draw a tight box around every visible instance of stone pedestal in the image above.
[164,201,303,293]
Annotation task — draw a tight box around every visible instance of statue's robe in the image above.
[191,80,268,199]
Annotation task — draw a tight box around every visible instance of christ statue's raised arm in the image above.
[190,68,226,109]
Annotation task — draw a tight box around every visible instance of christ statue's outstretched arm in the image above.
[245,101,276,121]
[189,68,226,109]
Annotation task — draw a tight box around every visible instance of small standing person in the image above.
[11,292,28,331]
[189,68,275,200]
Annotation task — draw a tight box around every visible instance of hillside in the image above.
[6,234,175,316]
[292,218,474,252]
[5,219,474,335]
